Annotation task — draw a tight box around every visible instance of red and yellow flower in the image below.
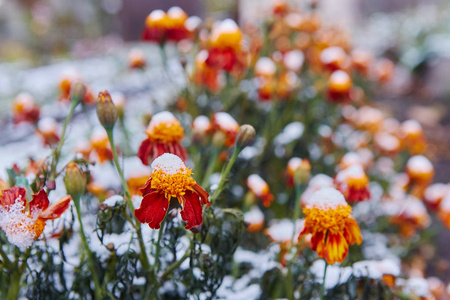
[58,73,95,105]
[192,50,221,92]
[89,130,114,164]
[128,48,146,70]
[12,93,40,124]
[299,187,362,265]
[334,164,371,203]
[327,70,352,103]
[0,186,72,249]
[137,111,188,165]
[135,153,210,229]
[142,7,190,43]
[36,117,60,146]
[287,157,311,186]
[211,112,239,147]
[246,174,274,207]
[390,195,430,238]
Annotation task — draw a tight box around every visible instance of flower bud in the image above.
[293,159,311,185]
[70,81,86,105]
[96,90,118,130]
[236,124,256,149]
[64,162,86,198]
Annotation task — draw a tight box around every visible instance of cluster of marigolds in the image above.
[3,1,449,299]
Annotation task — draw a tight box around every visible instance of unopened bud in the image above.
[70,82,86,105]
[96,90,118,130]
[293,159,311,185]
[106,243,115,252]
[212,131,227,148]
[64,162,86,198]
[236,124,256,149]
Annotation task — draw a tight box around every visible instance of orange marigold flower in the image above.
[192,50,221,92]
[12,93,40,124]
[165,6,189,41]
[0,187,71,250]
[135,153,210,229]
[424,183,450,210]
[142,10,168,42]
[137,111,188,165]
[127,173,151,197]
[246,174,274,207]
[128,48,146,70]
[191,115,212,143]
[299,187,362,265]
[272,0,289,17]
[400,120,427,155]
[211,112,239,147]
[206,19,245,72]
[390,195,430,238]
[89,129,114,164]
[406,155,434,184]
[36,117,60,146]
[287,157,311,186]
[327,70,352,103]
[350,49,373,76]
[320,46,349,72]
[244,206,265,232]
[142,7,190,43]
[335,165,370,203]
[58,73,95,105]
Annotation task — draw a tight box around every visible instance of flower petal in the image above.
[0,187,26,210]
[344,216,363,246]
[39,195,72,220]
[139,178,154,196]
[180,190,204,229]
[137,138,153,166]
[311,230,326,258]
[192,184,210,206]
[134,192,169,229]
[324,232,349,265]
[29,189,50,215]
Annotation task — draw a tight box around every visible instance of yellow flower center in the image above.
[151,167,196,199]
[346,175,369,190]
[303,204,352,235]
[146,121,184,143]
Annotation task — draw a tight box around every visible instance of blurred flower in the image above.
[191,115,211,144]
[373,58,395,83]
[127,173,151,197]
[424,183,450,210]
[287,157,311,186]
[96,90,118,130]
[36,117,60,146]
[0,187,71,250]
[406,155,434,185]
[350,49,373,76]
[135,153,210,229]
[327,70,352,103]
[191,50,221,91]
[390,195,430,238]
[211,112,239,147]
[89,129,114,164]
[137,111,187,165]
[244,205,265,232]
[320,46,349,72]
[335,165,370,203]
[12,93,40,124]
[246,174,274,207]
[400,120,427,155]
[58,73,94,105]
[299,187,362,264]
[128,48,146,70]
[142,10,167,42]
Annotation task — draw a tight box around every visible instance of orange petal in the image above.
[344,216,363,246]
[0,187,27,210]
[324,232,349,265]
[29,189,50,215]
[39,195,72,220]
[192,183,210,207]
[311,231,326,258]
[180,190,204,229]
[134,192,169,229]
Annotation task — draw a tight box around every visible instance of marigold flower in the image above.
[406,155,434,184]
[338,152,365,171]
[354,106,384,133]
[127,173,151,196]
[283,50,305,73]
[12,93,40,124]
[299,187,362,265]
[350,49,373,76]
[320,46,349,72]
[206,19,245,72]
[244,205,265,232]
[135,153,210,229]
[128,48,146,70]
[373,58,394,83]
[374,132,401,154]
[165,6,189,41]
[137,111,188,165]
[36,117,60,146]
[142,10,168,42]
[272,0,289,17]
[96,90,118,130]
[246,174,274,207]
[192,50,221,92]
[335,165,370,203]
[400,120,427,154]
[191,115,212,143]
[287,157,311,186]
[0,187,72,250]
[211,112,239,147]
[327,70,352,103]
[89,129,114,164]
[58,73,94,105]
[424,183,450,210]
[390,195,430,237]
[301,174,334,207]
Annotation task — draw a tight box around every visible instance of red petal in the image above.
[137,139,153,166]
[180,190,204,229]
[0,187,27,210]
[192,184,210,207]
[39,195,72,220]
[134,192,169,229]
[324,232,349,265]
[174,143,188,162]
[139,177,154,196]
[29,189,50,215]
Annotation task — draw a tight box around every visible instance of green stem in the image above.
[0,245,13,269]
[50,100,78,181]
[289,184,304,253]
[7,270,22,300]
[209,146,241,204]
[320,261,328,300]
[73,196,103,300]
[105,129,151,271]
[161,246,190,281]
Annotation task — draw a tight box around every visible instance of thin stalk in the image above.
[0,246,13,269]
[154,219,166,274]
[289,184,304,253]
[73,196,103,300]
[105,129,151,271]
[201,149,219,188]
[320,261,328,300]
[50,100,78,181]
[209,146,241,203]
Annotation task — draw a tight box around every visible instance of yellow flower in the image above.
[299,187,362,265]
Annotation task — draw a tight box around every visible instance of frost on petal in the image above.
[0,200,36,250]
